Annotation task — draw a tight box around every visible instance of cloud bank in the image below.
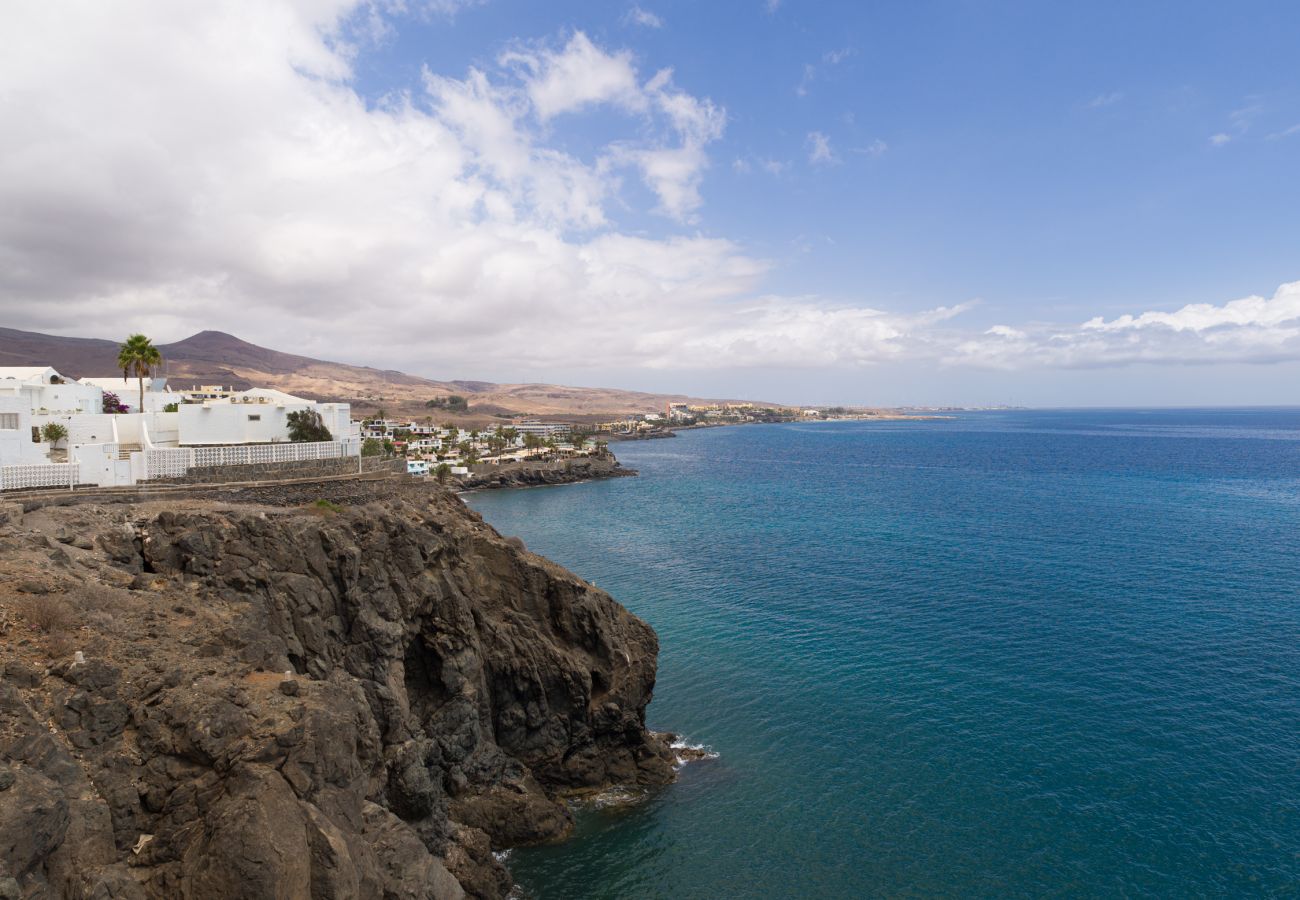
[0,0,1296,379]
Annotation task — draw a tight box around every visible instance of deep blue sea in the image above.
[465,409,1300,899]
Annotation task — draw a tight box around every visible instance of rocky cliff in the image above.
[458,455,635,491]
[0,481,675,898]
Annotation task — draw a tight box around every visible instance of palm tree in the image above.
[117,334,162,414]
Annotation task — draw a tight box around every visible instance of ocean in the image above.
[464,409,1300,899]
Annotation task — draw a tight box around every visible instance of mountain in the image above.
[0,327,742,421]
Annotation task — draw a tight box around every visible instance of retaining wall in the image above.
[151,455,403,485]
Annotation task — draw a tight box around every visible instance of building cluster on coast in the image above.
[594,401,925,436]
[0,333,927,493]
[0,361,360,490]
[0,333,614,492]
[360,417,607,478]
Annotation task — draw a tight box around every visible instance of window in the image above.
[247,414,261,421]
[0,413,18,430]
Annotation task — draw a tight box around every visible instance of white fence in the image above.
[191,440,350,468]
[142,440,357,482]
[0,463,78,491]
[143,448,193,480]
[2,440,359,492]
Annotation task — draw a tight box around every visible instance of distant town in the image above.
[1,333,947,492]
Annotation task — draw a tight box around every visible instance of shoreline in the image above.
[454,452,635,490]
[603,412,954,442]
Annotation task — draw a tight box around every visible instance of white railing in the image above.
[144,448,194,480]
[142,440,358,481]
[191,440,349,468]
[1,463,78,491]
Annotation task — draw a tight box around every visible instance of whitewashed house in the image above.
[178,388,356,446]
[0,397,45,466]
[0,367,102,415]
[79,376,184,413]
[1,360,366,491]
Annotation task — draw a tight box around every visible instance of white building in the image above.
[178,388,356,446]
[179,385,236,402]
[0,367,102,415]
[514,420,572,439]
[79,376,184,413]
[0,397,45,466]
[2,364,362,492]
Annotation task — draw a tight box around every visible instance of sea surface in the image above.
[464,409,1300,899]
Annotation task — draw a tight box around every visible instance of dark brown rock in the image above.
[0,479,675,898]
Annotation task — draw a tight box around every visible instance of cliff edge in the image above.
[458,454,635,491]
[0,481,675,898]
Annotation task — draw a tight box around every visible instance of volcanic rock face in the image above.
[458,455,635,490]
[0,481,674,898]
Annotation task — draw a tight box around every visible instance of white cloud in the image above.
[807,131,837,164]
[625,5,663,28]
[765,0,781,12]
[948,281,1300,369]
[502,32,644,120]
[0,1,757,371]
[1209,132,1232,147]
[853,139,887,157]
[1086,91,1124,108]
[495,38,723,221]
[3,2,1299,380]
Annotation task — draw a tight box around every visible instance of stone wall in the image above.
[153,455,402,485]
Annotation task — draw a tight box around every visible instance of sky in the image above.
[2,0,1299,406]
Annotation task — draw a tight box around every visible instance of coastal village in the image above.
[0,333,916,493]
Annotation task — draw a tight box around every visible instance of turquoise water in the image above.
[464,410,1300,898]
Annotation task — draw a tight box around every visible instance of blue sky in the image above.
[354,0,1299,318]
[3,0,1299,405]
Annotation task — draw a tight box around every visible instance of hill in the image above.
[0,327,744,421]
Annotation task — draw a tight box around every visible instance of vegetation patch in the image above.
[15,594,76,633]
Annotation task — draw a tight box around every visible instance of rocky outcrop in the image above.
[0,480,675,898]
[458,455,634,491]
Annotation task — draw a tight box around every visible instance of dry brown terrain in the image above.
[0,327,750,422]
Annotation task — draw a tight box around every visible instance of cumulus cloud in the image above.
[502,32,645,120]
[0,2,750,371]
[2,1,1298,381]
[949,282,1300,369]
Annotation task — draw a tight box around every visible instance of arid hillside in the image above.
[0,327,745,421]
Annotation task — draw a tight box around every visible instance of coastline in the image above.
[455,452,635,490]
[603,411,954,442]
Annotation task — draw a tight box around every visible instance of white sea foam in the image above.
[587,786,648,809]
[668,735,720,768]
